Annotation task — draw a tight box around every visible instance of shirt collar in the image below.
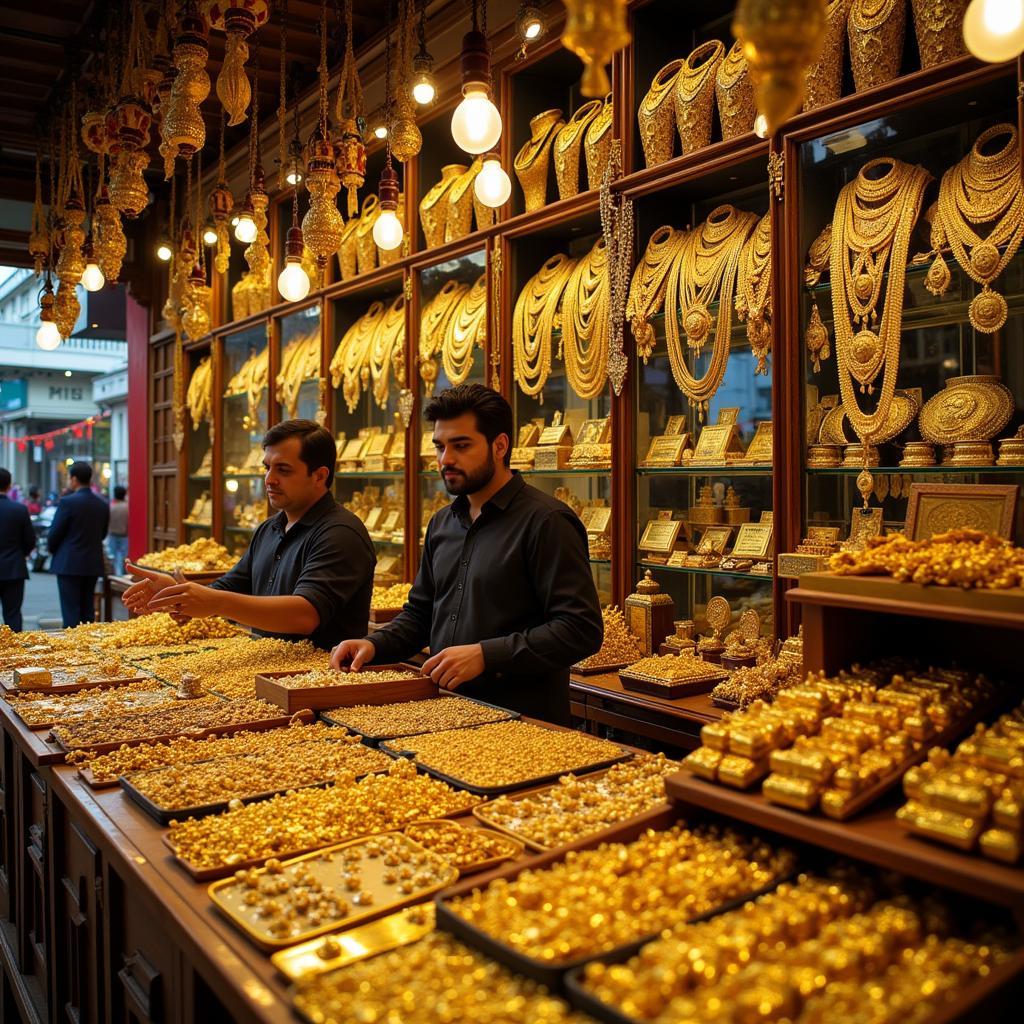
[451,471,524,522]
[271,491,336,534]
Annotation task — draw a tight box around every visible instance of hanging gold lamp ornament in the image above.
[182,263,213,340]
[334,0,366,216]
[206,0,269,126]
[93,188,127,281]
[732,0,828,135]
[390,0,423,162]
[561,0,630,98]
[28,152,47,275]
[245,164,272,278]
[160,1,211,179]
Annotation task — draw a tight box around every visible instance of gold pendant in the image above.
[851,328,881,367]
[969,241,1001,280]
[683,303,713,349]
[925,251,951,297]
[853,271,874,301]
[856,466,873,510]
[805,301,830,373]
[969,287,1008,333]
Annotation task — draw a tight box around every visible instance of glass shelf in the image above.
[638,465,772,477]
[189,474,212,481]
[636,561,774,583]
[521,468,612,476]
[335,470,405,479]
[807,465,1024,476]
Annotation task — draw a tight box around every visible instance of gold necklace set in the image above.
[627,225,686,364]
[187,355,213,428]
[443,274,487,387]
[369,295,406,409]
[419,280,466,388]
[554,100,603,201]
[638,59,684,167]
[512,253,577,400]
[514,109,565,213]
[926,123,1023,334]
[736,212,773,376]
[714,40,755,142]
[675,41,725,155]
[665,204,758,419]
[331,300,384,413]
[831,157,931,443]
[561,238,611,400]
[276,331,322,419]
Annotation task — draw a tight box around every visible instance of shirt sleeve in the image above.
[478,506,603,674]
[207,533,255,594]
[366,522,435,664]
[289,522,376,630]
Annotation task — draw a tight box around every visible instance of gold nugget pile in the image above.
[477,754,679,850]
[127,735,392,812]
[52,696,285,751]
[831,528,1024,589]
[371,583,412,609]
[711,656,802,708]
[328,694,515,739]
[899,702,1024,864]
[386,720,625,790]
[166,760,480,871]
[9,679,172,728]
[624,653,727,684]
[448,824,794,962]
[685,666,995,818]
[404,820,519,871]
[580,872,1013,1023]
[136,538,237,573]
[64,614,241,650]
[293,931,589,1024]
[572,606,644,670]
[67,720,345,783]
[274,667,421,690]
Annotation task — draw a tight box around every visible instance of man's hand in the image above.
[330,639,376,671]
[422,644,484,691]
[146,581,224,619]
[122,562,176,615]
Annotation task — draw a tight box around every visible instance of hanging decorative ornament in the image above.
[390,0,423,162]
[209,111,233,274]
[160,0,211,178]
[81,109,110,157]
[206,0,269,126]
[732,0,828,135]
[93,187,127,281]
[334,0,366,215]
[182,263,212,340]
[561,0,630,98]
[150,12,173,122]
[29,151,48,275]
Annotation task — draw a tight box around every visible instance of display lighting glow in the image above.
[278,261,311,301]
[963,0,1024,61]
[202,222,219,246]
[36,320,62,350]
[156,240,173,261]
[754,113,769,139]
[474,153,512,208]
[452,86,502,154]
[372,209,404,250]
[234,212,258,244]
[81,262,105,292]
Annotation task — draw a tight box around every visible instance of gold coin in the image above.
[683,304,713,346]
[851,328,881,366]
[968,288,1008,333]
[969,241,1001,279]
[925,253,951,296]
[854,272,874,301]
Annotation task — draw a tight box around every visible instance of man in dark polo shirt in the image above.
[123,420,375,650]
[331,384,603,724]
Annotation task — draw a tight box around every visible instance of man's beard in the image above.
[442,450,496,495]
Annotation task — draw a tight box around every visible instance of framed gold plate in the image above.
[696,526,733,555]
[692,424,742,462]
[642,434,689,466]
[639,519,683,554]
[905,483,1019,541]
[732,523,774,559]
[664,414,687,436]
[587,507,613,535]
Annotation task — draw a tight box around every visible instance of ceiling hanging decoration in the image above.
[277,0,289,190]
[206,0,269,126]
[243,59,273,302]
[93,183,127,282]
[162,173,185,331]
[410,0,437,104]
[561,0,630,98]
[55,94,87,340]
[451,0,502,154]
[209,110,234,273]
[373,0,405,252]
[334,0,366,215]
[733,0,828,136]
[160,0,211,179]
[302,0,346,274]
[29,150,48,275]
[153,3,178,124]
[390,0,423,163]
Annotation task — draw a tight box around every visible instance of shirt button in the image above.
[457,583,463,590]
[450,614,457,621]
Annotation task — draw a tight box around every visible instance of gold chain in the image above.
[370,295,406,408]
[443,274,488,386]
[513,253,577,399]
[627,226,686,363]
[736,212,773,376]
[561,238,611,400]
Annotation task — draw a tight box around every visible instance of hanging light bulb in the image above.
[234,194,258,243]
[366,106,389,140]
[516,3,546,43]
[473,151,511,208]
[36,280,61,350]
[964,0,1024,61]
[285,136,304,186]
[80,240,105,292]
[156,233,174,261]
[411,0,437,105]
[202,220,219,246]
[372,160,404,251]
[451,1,502,154]
[278,225,311,302]
[754,113,769,139]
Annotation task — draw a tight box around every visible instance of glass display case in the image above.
[329,275,409,579]
[798,75,1024,564]
[184,347,215,538]
[275,304,323,423]
[221,322,270,556]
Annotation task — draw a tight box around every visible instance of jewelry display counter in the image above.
[184,350,215,540]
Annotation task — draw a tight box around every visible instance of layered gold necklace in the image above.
[419,280,466,386]
[561,238,610,400]
[675,40,725,154]
[513,253,577,400]
[443,274,487,386]
[627,226,686,363]
[554,100,603,200]
[926,123,1023,333]
[369,295,406,408]
[831,156,931,442]
[735,212,773,376]
[664,204,757,419]
[336,301,385,412]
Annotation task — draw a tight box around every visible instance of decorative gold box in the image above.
[624,571,676,656]
[534,445,573,471]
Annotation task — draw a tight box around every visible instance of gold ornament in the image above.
[160,3,210,178]
[419,164,466,249]
[442,275,487,386]
[514,109,564,213]
[93,189,127,281]
[209,177,233,276]
[561,0,630,98]
[28,154,47,275]
[848,0,905,93]
[911,0,967,68]
[674,41,725,155]
[445,160,482,243]
[805,302,830,372]
[418,281,465,388]
[54,280,81,340]
[919,375,1013,445]
[369,295,406,408]
[561,238,611,400]
[735,211,773,375]
[638,60,683,168]
[206,1,269,126]
[513,253,577,399]
[355,193,380,276]
[715,41,756,141]
[337,216,360,280]
[182,265,212,342]
[108,152,150,218]
[627,226,685,363]
[804,0,850,110]
[733,0,828,134]
[390,108,422,163]
[554,100,602,200]
[303,137,345,272]
[584,94,614,191]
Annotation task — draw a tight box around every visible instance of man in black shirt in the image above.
[123,420,375,650]
[331,384,603,724]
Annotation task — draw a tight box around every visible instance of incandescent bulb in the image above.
[234,214,258,243]
[451,86,502,154]
[277,261,311,302]
[754,113,769,139]
[372,209,404,251]
[474,157,511,208]
[286,168,303,186]
[203,225,219,246]
[36,320,62,350]
[81,263,105,292]
[225,477,239,493]
[374,123,388,140]
[412,79,436,105]
[156,242,173,261]
[964,0,1024,60]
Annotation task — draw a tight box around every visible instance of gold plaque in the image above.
[587,507,613,535]
[806,526,840,545]
[578,417,611,444]
[664,415,687,436]
[375,554,399,575]
[538,424,572,446]
[692,424,743,463]
[510,447,536,469]
[364,433,392,458]
[380,510,401,534]
[534,445,572,470]
[760,511,773,524]
[716,407,740,426]
[744,421,773,463]
[517,423,541,447]
[904,483,1018,541]
[363,507,384,532]
[732,523,774,559]
[777,552,830,579]
[639,519,683,554]
[696,526,733,555]
[420,434,436,458]
[642,435,689,466]
[847,506,883,547]
[666,550,687,567]
[340,438,368,462]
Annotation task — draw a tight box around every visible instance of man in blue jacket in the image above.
[0,467,35,631]
[48,462,110,627]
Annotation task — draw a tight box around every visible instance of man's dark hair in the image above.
[424,384,514,467]
[262,418,336,488]
[69,462,93,485]
[114,485,127,500]
[0,468,10,491]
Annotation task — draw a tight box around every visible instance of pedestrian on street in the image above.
[107,485,129,576]
[0,467,35,632]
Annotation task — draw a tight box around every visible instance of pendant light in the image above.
[373,3,405,252]
[411,0,437,105]
[516,3,546,44]
[81,239,105,291]
[474,151,511,208]
[36,274,61,351]
[234,197,258,242]
[451,0,502,154]
[277,190,311,301]
[156,232,174,261]
[964,0,1024,61]
[202,219,219,246]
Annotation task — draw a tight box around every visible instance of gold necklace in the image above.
[445,159,482,243]
[355,193,380,275]
[513,253,577,400]
[584,94,614,191]
[443,274,487,386]
[370,295,405,408]
[927,123,1023,333]
[664,204,757,419]
[675,40,725,154]
[848,0,905,93]
[561,238,610,400]
[554,100,603,200]
[627,225,686,363]
[340,301,385,412]
[831,156,931,442]
[514,109,565,213]
[638,59,683,168]
[419,165,468,249]
[715,40,755,141]
[419,280,466,385]
[736,212,773,376]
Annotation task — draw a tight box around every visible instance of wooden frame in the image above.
[904,483,1020,542]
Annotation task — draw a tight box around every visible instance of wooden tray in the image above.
[369,607,403,624]
[0,669,151,697]
[570,661,631,677]
[321,694,519,746]
[403,820,524,876]
[255,666,436,714]
[51,707,314,756]
[77,767,120,790]
[433,804,792,991]
[619,665,729,700]
[710,695,741,711]
[11,685,176,731]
